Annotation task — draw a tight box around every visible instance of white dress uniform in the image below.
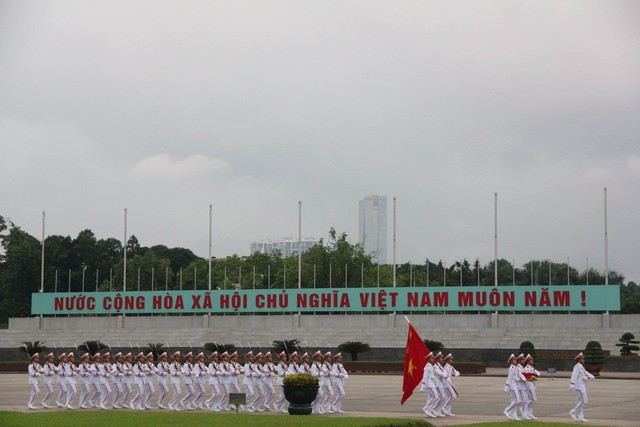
[121,355,134,408]
[432,356,450,416]
[181,356,196,410]
[110,355,125,409]
[64,355,78,409]
[205,354,222,411]
[97,356,112,409]
[217,354,231,410]
[330,354,348,413]
[242,355,257,412]
[274,353,289,413]
[251,357,265,411]
[27,356,43,409]
[503,354,527,420]
[261,354,277,411]
[168,353,183,411]
[421,355,441,418]
[77,356,93,409]
[193,355,208,409]
[56,356,68,408]
[442,355,460,416]
[41,355,57,408]
[310,352,325,414]
[155,355,170,409]
[143,356,156,409]
[89,357,101,407]
[523,355,540,420]
[130,355,147,410]
[569,353,595,422]
[515,358,531,419]
[230,356,243,396]
[319,355,335,413]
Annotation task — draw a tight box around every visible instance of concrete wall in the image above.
[3,314,639,357]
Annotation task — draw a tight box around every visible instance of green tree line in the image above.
[1,215,638,322]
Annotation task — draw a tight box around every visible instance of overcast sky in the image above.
[1,0,638,284]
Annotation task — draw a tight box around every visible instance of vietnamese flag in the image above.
[400,323,429,405]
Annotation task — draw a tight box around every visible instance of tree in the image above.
[423,339,444,353]
[204,343,236,355]
[19,341,47,357]
[145,342,165,360]
[337,341,371,361]
[77,340,109,355]
[616,332,639,356]
[519,341,536,358]
[272,339,300,355]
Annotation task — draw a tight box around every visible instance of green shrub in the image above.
[337,341,371,361]
[584,341,605,365]
[616,332,639,356]
[283,373,319,386]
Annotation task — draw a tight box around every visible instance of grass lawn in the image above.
[0,412,612,427]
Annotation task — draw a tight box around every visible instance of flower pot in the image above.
[283,384,319,415]
[584,364,603,377]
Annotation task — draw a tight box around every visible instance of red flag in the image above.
[401,323,429,405]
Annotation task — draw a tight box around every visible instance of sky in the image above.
[1,0,638,284]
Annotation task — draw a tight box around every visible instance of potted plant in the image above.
[519,341,536,358]
[583,341,605,376]
[282,373,319,415]
[616,332,639,357]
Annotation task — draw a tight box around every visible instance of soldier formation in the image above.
[25,348,348,414]
[419,351,460,418]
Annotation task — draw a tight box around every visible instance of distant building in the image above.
[359,195,387,264]
[250,237,319,258]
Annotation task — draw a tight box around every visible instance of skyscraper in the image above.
[359,195,387,264]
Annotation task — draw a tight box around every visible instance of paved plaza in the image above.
[1,371,639,426]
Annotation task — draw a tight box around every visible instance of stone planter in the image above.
[283,385,319,415]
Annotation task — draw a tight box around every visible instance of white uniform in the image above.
[523,364,540,419]
[41,360,56,407]
[251,361,265,411]
[121,360,133,408]
[421,362,441,417]
[570,362,595,422]
[261,361,277,410]
[504,363,527,420]
[205,360,222,410]
[27,360,43,408]
[111,361,125,408]
[432,362,450,415]
[330,361,348,412]
[142,361,155,409]
[274,360,289,412]
[89,361,101,407]
[155,360,170,408]
[442,362,460,415]
[310,360,325,413]
[64,361,78,408]
[217,359,232,410]
[242,361,257,411]
[168,360,183,410]
[130,360,146,410]
[77,361,93,408]
[181,361,196,410]
[56,360,67,407]
[193,360,207,409]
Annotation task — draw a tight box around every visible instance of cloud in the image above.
[131,153,233,181]
[628,155,640,174]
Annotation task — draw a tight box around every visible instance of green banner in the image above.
[31,285,620,315]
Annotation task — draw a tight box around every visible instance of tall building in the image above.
[359,195,387,264]
[250,237,319,258]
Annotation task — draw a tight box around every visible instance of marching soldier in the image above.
[421,351,441,418]
[89,353,101,408]
[143,352,156,409]
[242,351,257,412]
[111,352,125,409]
[27,353,43,409]
[252,352,266,411]
[98,352,112,410]
[130,352,147,410]
[168,351,183,411]
[64,352,78,409]
[569,352,595,423]
[121,353,134,408]
[515,354,531,420]
[310,351,325,414]
[442,353,460,416]
[217,351,232,410]
[299,352,311,374]
[155,352,170,409]
[503,353,526,420]
[523,354,540,420]
[193,352,207,409]
[261,352,277,411]
[286,351,300,375]
[55,352,68,408]
[41,352,57,409]
[229,351,243,407]
[433,352,450,416]
[275,351,289,413]
[77,353,92,409]
[330,352,348,413]
[205,351,222,411]
[181,351,196,410]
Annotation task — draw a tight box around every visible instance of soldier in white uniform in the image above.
[442,353,460,416]
[143,352,156,409]
[320,352,335,413]
[252,352,266,411]
[217,351,231,410]
[155,352,170,409]
[432,352,450,417]
[522,354,540,419]
[421,351,441,418]
[120,353,134,408]
[168,351,183,411]
[89,353,101,408]
[193,352,207,409]
[503,353,527,420]
[299,352,311,373]
[27,353,43,409]
[330,352,348,413]
[275,351,289,413]
[569,352,595,422]
[310,351,325,414]
[130,352,147,410]
[64,352,78,409]
[41,352,57,409]
[242,351,257,412]
[287,351,300,375]
[76,353,92,409]
[110,352,125,409]
[515,354,531,419]
[181,351,196,410]
[205,351,222,411]
[55,353,68,408]
[97,352,112,410]
[261,352,277,411]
